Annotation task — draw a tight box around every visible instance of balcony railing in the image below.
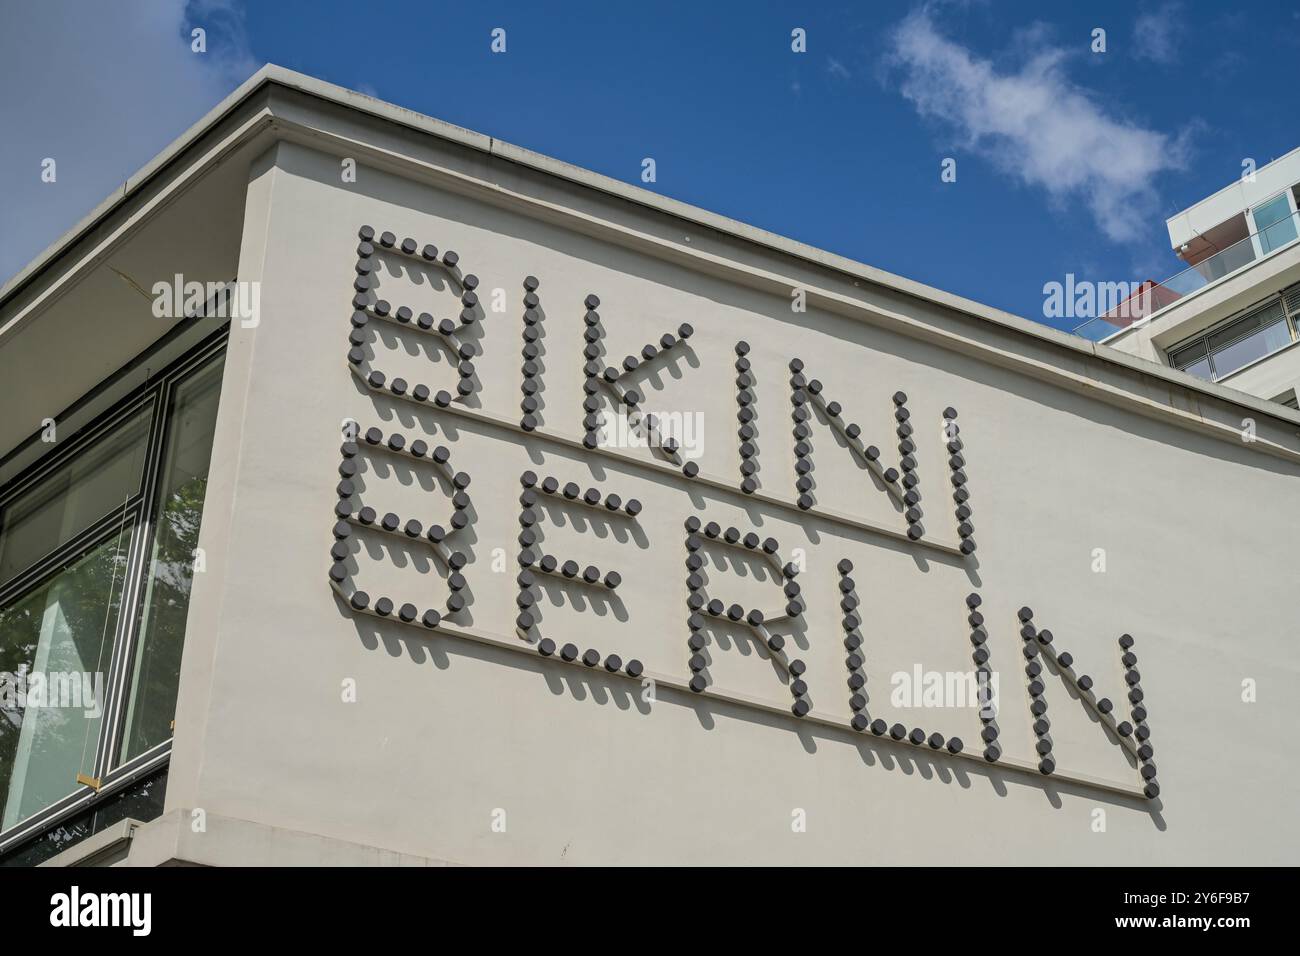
[1073,209,1300,342]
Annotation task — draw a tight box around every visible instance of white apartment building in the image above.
[1081,148,1300,407]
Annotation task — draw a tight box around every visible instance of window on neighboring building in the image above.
[1252,194,1298,255]
[1273,390,1299,410]
[0,337,224,846]
[1168,296,1295,381]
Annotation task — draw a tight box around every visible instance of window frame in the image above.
[0,328,227,855]
[1167,294,1297,381]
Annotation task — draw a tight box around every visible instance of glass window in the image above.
[1169,340,1212,380]
[0,523,133,831]
[0,337,226,850]
[1253,195,1298,255]
[120,357,224,763]
[0,767,167,867]
[1208,302,1291,377]
[0,408,151,585]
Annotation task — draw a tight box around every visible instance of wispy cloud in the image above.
[886,8,1191,243]
[1133,2,1185,65]
[0,0,256,284]
[826,57,851,80]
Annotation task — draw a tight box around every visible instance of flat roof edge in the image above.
[5,65,1300,433]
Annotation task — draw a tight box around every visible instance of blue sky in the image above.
[3,0,1298,332]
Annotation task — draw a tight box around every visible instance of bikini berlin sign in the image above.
[328,224,1159,802]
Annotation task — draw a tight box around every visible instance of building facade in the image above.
[1081,149,1300,407]
[1,68,1298,866]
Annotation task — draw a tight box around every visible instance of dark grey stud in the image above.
[1119,634,1135,649]
[559,643,579,662]
[851,714,869,732]
[791,699,810,717]
[349,591,370,610]
[927,732,944,749]
[626,659,644,677]
[890,724,906,740]
[947,738,963,754]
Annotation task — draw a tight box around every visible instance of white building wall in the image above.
[151,133,1300,866]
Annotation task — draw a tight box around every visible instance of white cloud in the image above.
[827,57,851,80]
[1133,2,1185,65]
[887,8,1190,243]
[0,0,257,285]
